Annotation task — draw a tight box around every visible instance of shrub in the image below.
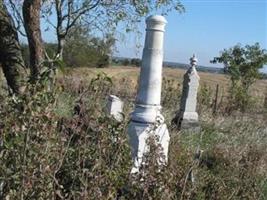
[130,58,141,67]
[63,32,114,68]
[122,59,130,66]
[226,84,251,113]
[197,83,212,113]
[63,39,110,68]
[211,43,267,112]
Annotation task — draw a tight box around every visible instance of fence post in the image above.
[213,84,219,115]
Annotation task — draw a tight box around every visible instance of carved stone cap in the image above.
[146,15,167,32]
[190,54,198,67]
[188,54,200,79]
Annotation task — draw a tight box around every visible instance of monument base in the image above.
[173,111,200,132]
[180,119,201,133]
[128,121,170,173]
[182,111,198,121]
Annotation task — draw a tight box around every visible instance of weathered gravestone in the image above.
[173,54,200,130]
[107,95,124,122]
[128,15,170,173]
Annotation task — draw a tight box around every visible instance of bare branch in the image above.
[64,0,101,36]
[7,0,26,37]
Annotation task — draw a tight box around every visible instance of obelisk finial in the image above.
[190,54,198,67]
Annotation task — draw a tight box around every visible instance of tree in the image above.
[0,0,26,94]
[43,0,185,60]
[1,0,45,83]
[211,43,267,111]
[23,0,45,81]
[1,0,184,92]
[52,0,101,59]
[63,27,115,67]
[211,43,267,92]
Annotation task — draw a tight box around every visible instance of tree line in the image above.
[21,31,115,69]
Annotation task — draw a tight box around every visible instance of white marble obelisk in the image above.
[173,54,200,129]
[128,15,170,173]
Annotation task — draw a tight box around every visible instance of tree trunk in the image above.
[0,0,27,94]
[23,0,44,81]
[56,35,65,60]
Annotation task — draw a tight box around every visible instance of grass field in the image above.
[61,65,267,90]
[1,65,266,90]
[58,65,267,105]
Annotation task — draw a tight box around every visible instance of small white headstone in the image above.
[173,54,200,129]
[128,15,170,173]
[107,95,124,122]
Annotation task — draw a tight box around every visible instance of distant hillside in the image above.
[163,61,225,74]
[113,57,267,78]
[113,56,225,74]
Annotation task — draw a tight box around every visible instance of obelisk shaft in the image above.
[132,15,167,123]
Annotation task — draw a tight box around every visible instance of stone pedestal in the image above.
[128,15,170,173]
[128,120,169,173]
[173,55,200,130]
[107,95,124,122]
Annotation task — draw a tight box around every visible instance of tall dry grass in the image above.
[0,66,266,199]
